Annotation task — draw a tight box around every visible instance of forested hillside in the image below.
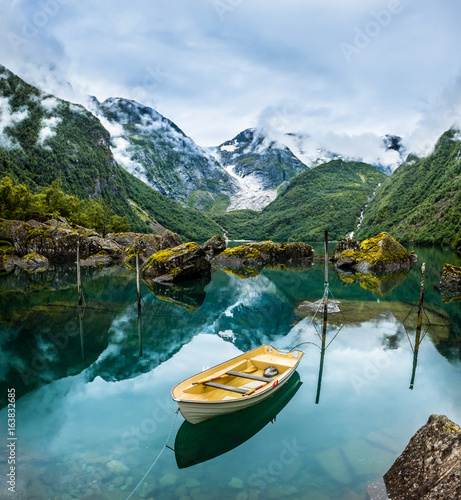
[0,66,223,241]
[213,160,386,241]
[357,129,461,247]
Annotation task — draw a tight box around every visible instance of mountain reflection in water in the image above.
[0,244,459,499]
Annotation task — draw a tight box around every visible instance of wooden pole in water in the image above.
[79,305,85,360]
[136,253,143,357]
[323,230,329,323]
[77,241,83,306]
[410,263,426,390]
[315,230,329,404]
[136,253,141,314]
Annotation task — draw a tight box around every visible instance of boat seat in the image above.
[226,370,273,382]
[203,382,248,394]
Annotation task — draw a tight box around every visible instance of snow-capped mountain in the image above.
[279,131,407,174]
[90,97,237,204]
[215,128,309,211]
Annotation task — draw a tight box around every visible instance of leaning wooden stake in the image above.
[136,253,142,314]
[323,230,329,324]
[316,230,329,404]
[136,253,143,357]
[77,241,83,306]
[410,263,426,390]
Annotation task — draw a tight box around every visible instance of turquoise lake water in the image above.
[0,244,460,499]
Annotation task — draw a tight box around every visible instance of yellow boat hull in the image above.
[171,345,304,424]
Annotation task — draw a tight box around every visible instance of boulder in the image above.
[109,229,183,269]
[333,238,361,261]
[212,241,314,271]
[122,230,183,268]
[0,218,123,265]
[336,232,413,274]
[3,253,49,272]
[80,252,113,268]
[142,242,211,284]
[0,219,185,272]
[202,235,226,258]
[378,414,461,500]
[439,263,461,300]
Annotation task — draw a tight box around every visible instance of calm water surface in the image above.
[0,244,460,499]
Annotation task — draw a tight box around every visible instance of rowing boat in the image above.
[174,371,302,468]
[171,345,304,424]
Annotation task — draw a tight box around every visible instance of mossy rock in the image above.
[336,232,412,274]
[142,242,211,284]
[212,241,314,272]
[439,263,461,302]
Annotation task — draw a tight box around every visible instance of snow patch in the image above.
[220,143,238,152]
[224,164,277,211]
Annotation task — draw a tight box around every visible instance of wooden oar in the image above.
[244,378,279,396]
[244,383,268,396]
[193,366,257,385]
[192,375,224,385]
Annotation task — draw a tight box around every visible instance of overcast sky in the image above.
[1,0,461,158]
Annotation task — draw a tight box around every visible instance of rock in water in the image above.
[142,242,211,283]
[336,232,413,274]
[381,414,461,500]
[333,238,361,261]
[439,263,461,302]
[106,460,130,475]
[212,241,314,270]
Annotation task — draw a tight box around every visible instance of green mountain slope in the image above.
[0,65,223,241]
[214,160,387,241]
[357,129,461,247]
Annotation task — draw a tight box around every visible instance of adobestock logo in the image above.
[7,0,71,53]
[340,0,413,63]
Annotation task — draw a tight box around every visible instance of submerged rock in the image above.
[439,263,461,303]
[369,414,461,500]
[298,299,341,313]
[106,459,130,475]
[336,232,413,274]
[142,242,211,284]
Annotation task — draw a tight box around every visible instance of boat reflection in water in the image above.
[174,371,302,469]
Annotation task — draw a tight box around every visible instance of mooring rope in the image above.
[125,409,180,500]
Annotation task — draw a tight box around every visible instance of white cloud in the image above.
[38,116,62,146]
[0,97,29,149]
[1,0,461,158]
[41,96,61,113]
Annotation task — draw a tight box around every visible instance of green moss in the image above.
[26,227,53,243]
[146,242,198,265]
[0,240,14,254]
[356,233,409,264]
[21,253,45,261]
[220,245,262,260]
